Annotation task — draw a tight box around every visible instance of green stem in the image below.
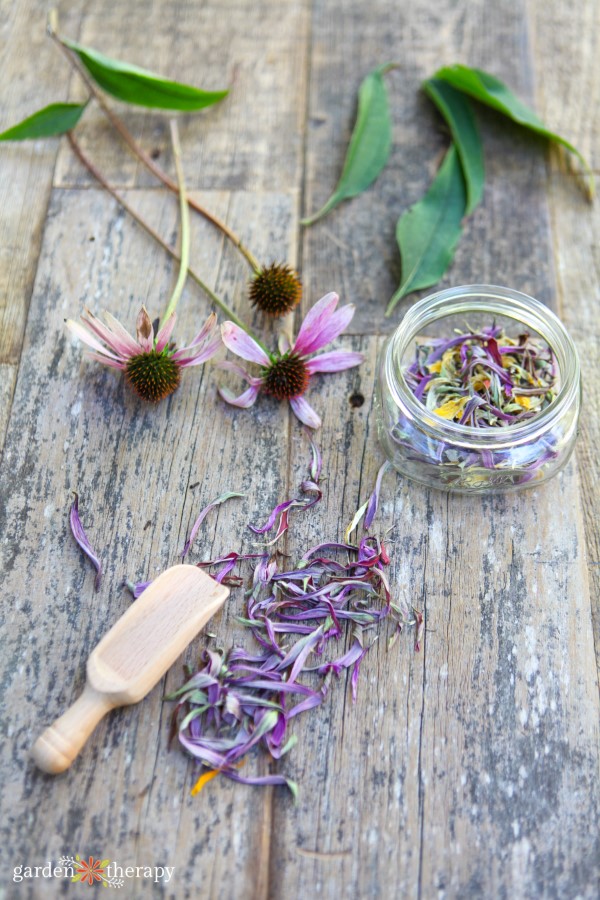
[160,121,189,329]
[48,15,262,274]
[66,132,271,355]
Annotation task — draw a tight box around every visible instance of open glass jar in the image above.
[376,285,581,493]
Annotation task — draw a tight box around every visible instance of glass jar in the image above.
[376,285,581,493]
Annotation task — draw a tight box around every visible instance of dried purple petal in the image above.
[181,491,245,560]
[364,461,391,530]
[69,493,103,591]
[124,578,152,599]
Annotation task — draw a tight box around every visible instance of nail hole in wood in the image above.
[349,392,365,408]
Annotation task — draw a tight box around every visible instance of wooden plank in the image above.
[0,4,83,372]
[528,0,600,668]
[544,174,600,668]
[269,336,600,899]
[0,186,296,897]
[54,0,311,192]
[527,0,600,170]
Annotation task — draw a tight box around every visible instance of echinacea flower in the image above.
[218,292,363,427]
[66,307,221,402]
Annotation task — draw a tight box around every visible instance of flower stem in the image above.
[66,132,271,354]
[159,121,190,330]
[47,16,262,274]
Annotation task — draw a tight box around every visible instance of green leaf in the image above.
[63,38,228,111]
[0,102,87,141]
[422,79,484,215]
[301,63,395,225]
[386,144,466,315]
[434,64,594,200]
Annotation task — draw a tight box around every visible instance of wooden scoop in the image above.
[32,564,229,775]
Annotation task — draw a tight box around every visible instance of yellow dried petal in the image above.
[427,360,442,374]
[433,397,468,420]
[501,355,516,368]
[514,395,532,409]
[191,768,221,796]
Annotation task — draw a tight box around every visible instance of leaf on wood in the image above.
[301,63,395,225]
[386,144,466,315]
[434,64,594,200]
[63,39,229,111]
[0,103,87,141]
[422,78,484,215]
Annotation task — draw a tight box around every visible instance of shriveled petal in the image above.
[154,313,177,353]
[175,334,223,367]
[289,395,322,429]
[278,333,291,355]
[102,311,141,356]
[136,306,154,352]
[80,309,134,358]
[298,304,356,356]
[69,493,102,591]
[292,292,339,356]
[218,383,261,408]
[305,350,364,373]
[221,322,270,366]
[66,320,122,361]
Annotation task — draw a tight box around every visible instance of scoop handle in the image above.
[31,684,115,774]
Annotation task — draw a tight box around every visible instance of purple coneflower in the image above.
[218,292,363,428]
[67,307,221,403]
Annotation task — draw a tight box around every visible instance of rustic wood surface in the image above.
[0,1,598,898]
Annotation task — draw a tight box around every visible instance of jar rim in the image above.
[385,284,580,449]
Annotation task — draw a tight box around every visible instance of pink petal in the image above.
[298,304,356,356]
[221,322,270,366]
[216,360,263,386]
[181,312,219,351]
[154,313,177,353]
[80,310,133,358]
[175,335,222,367]
[102,312,142,356]
[87,352,126,370]
[292,292,339,357]
[218,383,261,409]
[289,395,322,428]
[305,350,364,373]
[136,307,154,353]
[66,320,122,360]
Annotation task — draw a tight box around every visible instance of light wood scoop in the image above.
[32,564,229,775]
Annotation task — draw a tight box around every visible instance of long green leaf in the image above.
[386,144,466,315]
[423,79,484,215]
[64,38,228,111]
[434,64,594,199]
[0,102,87,141]
[301,64,394,225]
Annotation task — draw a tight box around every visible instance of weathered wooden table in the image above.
[1,1,599,897]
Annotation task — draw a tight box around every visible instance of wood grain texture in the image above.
[54,0,311,192]
[271,337,600,899]
[0,187,293,898]
[0,0,599,897]
[0,2,84,366]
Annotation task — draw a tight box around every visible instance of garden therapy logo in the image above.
[12,856,175,886]
[62,855,122,887]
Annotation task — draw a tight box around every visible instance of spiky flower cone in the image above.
[249,263,302,317]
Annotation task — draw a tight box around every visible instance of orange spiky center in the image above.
[125,350,181,402]
[262,354,309,400]
[249,264,302,317]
